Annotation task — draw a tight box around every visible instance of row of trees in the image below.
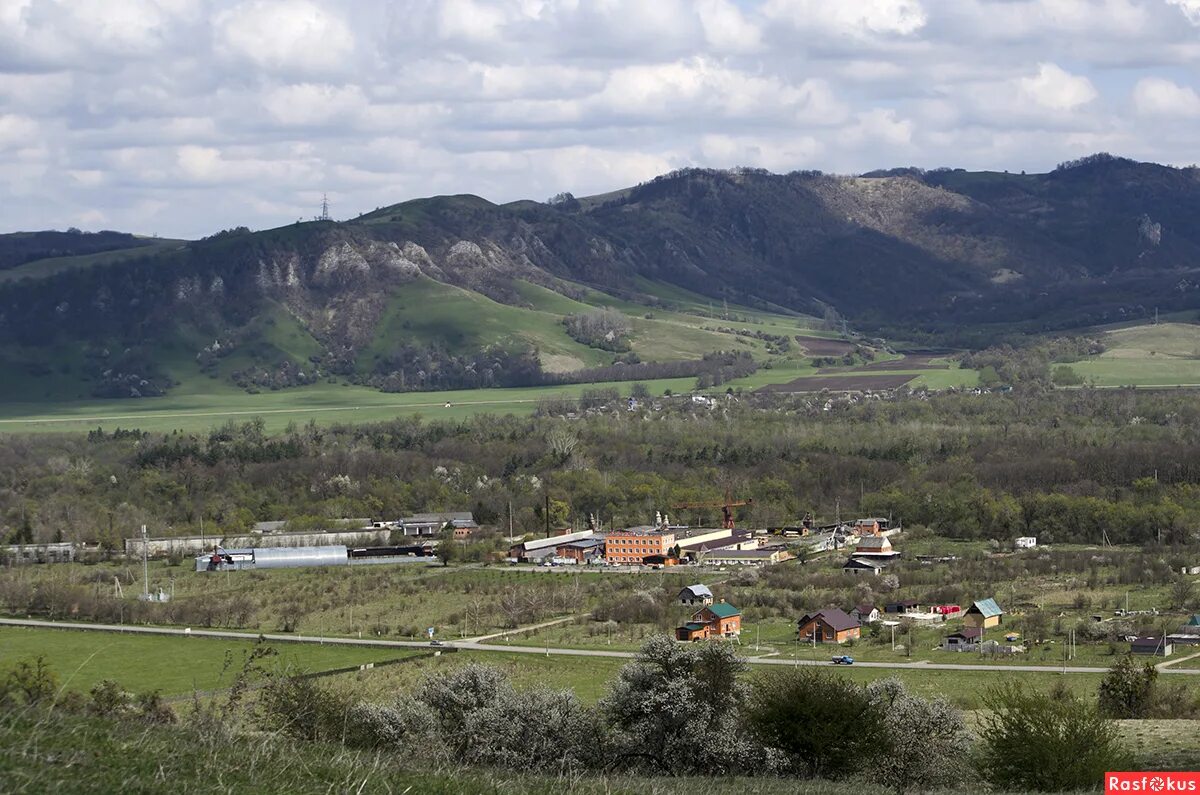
[8,387,1200,547]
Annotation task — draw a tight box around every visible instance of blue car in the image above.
[831,655,854,665]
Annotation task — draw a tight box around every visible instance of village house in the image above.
[854,518,888,536]
[962,598,1004,629]
[605,528,676,566]
[678,584,714,606]
[942,627,982,651]
[851,534,900,560]
[675,601,741,641]
[1015,536,1037,549]
[797,608,861,644]
[850,603,881,624]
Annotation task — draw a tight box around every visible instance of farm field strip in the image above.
[5,618,1198,677]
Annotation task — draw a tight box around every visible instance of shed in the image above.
[843,557,888,576]
[963,598,1004,629]
[1131,636,1173,656]
[942,627,982,651]
[678,584,714,606]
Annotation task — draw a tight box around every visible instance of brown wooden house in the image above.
[797,608,861,644]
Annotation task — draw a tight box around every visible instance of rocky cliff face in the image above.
[4,154,1200,382]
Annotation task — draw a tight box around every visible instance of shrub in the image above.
[88,680,130,717]
[867,678,972,795]
[601,635,754,775]
[977,681,1128,791]
[257,676,356,743]
[1098,655,1157,718]
[746,666,883,779]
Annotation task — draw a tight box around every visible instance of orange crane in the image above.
[672,491,753,530]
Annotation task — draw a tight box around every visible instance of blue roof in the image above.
[970,598,1003,618]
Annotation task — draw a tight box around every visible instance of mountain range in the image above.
[3,152,1199,401]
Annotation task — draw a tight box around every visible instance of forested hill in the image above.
[2,152,1200,400]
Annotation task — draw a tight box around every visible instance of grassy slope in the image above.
[0,239,185,285]
[0,268,967,431]
[1071,322,1200,386]
[0,626,413,696]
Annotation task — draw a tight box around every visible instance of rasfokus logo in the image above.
[1107,773,1200,793]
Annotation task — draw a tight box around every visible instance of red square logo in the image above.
[1106,773,1200,793]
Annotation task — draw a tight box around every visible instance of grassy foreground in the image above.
[0,706,1148,795]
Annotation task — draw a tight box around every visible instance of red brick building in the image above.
[604,528,675,565]
[676,601,741,641]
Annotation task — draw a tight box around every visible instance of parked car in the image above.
[831,655,854,665]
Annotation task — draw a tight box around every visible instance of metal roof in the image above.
[969,598,1004,618]
[518,530,595,551]
[705,602,740,618]
[798,608,860,632]
[680,584,713,598]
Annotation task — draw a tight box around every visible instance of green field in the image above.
[0,626,416,696]
[1069,322,1200,386]
[0,377,703,434]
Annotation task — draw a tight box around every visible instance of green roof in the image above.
[970,598,1003,618]
[705,603,740,618]
[1188,615,1200,627]
[682,623,706,631]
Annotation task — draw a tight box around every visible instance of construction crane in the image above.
[672,491,753,530]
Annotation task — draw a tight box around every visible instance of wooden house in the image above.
[675,601,741,641]
[678,584,714,606]
[962,598,1004,629]
[797,608,861,644]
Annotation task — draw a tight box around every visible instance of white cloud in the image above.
[215,0,355,75]
[1017,63,1097,110]
[1133,76,1200,117]
[263,83,368,126]
[696,0,762,52]
[4,1,1200,237]
[1167,0,1200,25]
[763,0,927,37]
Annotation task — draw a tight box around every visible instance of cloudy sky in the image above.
[3,0,1200,238]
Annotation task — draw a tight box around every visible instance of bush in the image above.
[867,678,972,794]
[257,676,356,743]
[601,635,754,775]
[977,681,1128,791]
[1098,655,1157,718]
[89,680,130,717]
[746,667,882,779]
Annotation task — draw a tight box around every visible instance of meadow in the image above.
[1068,321,1200,386]
[0,626,417,696]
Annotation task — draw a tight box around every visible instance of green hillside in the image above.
[1069,321,1200,386]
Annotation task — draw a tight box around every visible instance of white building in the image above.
[1015,536,1037,549]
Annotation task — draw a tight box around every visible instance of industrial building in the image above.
[195,544,436,572]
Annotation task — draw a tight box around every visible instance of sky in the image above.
[3,0,1200,239]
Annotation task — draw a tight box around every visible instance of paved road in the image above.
[5,617,1198,676]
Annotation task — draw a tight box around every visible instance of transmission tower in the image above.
[319,194,331,222]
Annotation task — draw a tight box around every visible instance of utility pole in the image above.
[544,493,551,538]
[141,525,149,599]
[507,500,513,537]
